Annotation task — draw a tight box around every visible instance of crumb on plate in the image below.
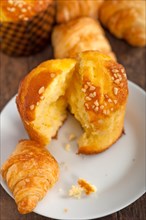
[65,143,70,151]
[69,133,76,141]
[68,179,97,199]
[78,178,97,195]
[69,185,83,199]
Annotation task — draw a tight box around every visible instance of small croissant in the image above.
[1,140,59,214]
[99,0,146,47]
[52,17,116,60]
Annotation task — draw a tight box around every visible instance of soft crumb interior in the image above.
[33,97,67,142]
[67,64,90,131]
[32,67,75,144]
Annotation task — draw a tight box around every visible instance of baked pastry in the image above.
[0,0,55,56]
[1,140,59,214]
[99,0,146,47]
[16,59,76,146]
[67,51,128,154]
[52,17,116,60]
[56,0,103,23]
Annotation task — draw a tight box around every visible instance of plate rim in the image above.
[0,80,146,219]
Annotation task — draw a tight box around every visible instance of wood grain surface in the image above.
[0,31,146,220]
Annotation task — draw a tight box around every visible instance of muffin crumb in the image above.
[65,143,70,151]
[78,179,97,195]
[69,133,76,141]
[69,179,97,199]
[69,185,83,199]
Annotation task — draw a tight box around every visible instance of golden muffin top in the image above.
[77,51,128,116]
[0,0,53,22]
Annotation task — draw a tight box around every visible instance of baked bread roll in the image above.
[56,0,103,23]
[0,0,55,56]
[52,17,116,60]
[1,140,59,214]
[99,0,146,47]
[16,59,76,146]
[67,51,128,154]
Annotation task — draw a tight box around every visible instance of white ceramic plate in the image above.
[1,81,145,220]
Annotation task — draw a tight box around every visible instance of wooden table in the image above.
[0,32,146,220]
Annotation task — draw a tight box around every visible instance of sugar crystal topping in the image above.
[82,62,128,116]
[6,0,47,21]
[83,81,115,116]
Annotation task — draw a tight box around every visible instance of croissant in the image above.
[52,17,116,60]
[16,59,76,146]
[1,140,59,214]
[56,0,103,23]
[99,0,146,47]
[67,51,128,154]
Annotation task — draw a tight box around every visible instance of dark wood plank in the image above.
[0,187,53,220]
[0,52,29,110]
[117,195,146,220]
[27,45,53,71]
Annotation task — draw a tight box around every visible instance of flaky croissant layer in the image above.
[1,140,59,214]
[56,0,103,23]
[99,0,146,47]
[52,17,116,60]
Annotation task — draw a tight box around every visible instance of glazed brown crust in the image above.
[1,0,54,22]
[79,52,128,118]
[16,65,60,122]
[16,61,61,146]
[16,58,76,146]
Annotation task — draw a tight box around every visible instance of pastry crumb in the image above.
[65,143,70,151]
[78,179,97,195]
[69,133,76,141]
[64,208,68,212]
[69,185,83,199]
[69,179,97,199]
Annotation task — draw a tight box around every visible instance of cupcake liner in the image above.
[0,3,55,56]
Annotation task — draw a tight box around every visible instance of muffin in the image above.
[67,51,128,154]
[0,0,55,56]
